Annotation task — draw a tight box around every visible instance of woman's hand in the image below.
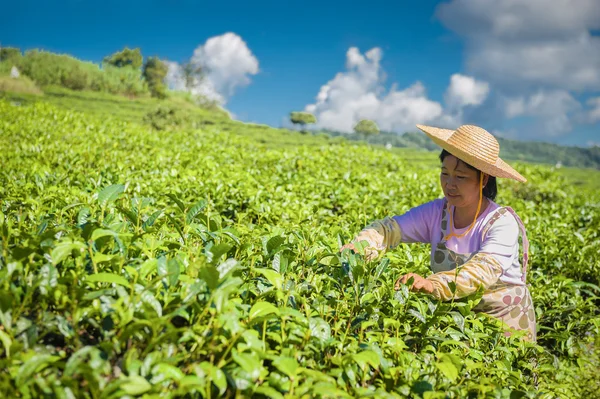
[339,243,357,253]
[395,273,434,294]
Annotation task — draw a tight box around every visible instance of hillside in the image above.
[1,94,600,397]
[322,129,600,170]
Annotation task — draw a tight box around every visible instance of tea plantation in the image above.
[0,100,599,398]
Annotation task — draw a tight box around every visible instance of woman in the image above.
[341,124,536,342]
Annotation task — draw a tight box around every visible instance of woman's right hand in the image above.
[339,243,357,253]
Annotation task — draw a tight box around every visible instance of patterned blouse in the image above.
[352,198,525,300]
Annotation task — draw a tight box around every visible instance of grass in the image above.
[0,76,42,95]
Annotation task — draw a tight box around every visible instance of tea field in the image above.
[0,99,599,398]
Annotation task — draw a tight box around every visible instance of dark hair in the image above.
[439,149,497,201]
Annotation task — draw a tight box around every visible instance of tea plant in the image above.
[0,100,599,398]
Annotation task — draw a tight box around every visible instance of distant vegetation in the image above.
[1,46,598,169]
[290,111,316,133]
[0,46,197,103]
[321,129,600,170]
[354,119,380,137]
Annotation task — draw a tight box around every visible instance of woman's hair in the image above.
[439,149,497,201]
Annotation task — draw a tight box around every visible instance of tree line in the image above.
[0,46,200,99]
[290,111,380,137]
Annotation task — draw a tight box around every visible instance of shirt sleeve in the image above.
[391,199,441,243]
[425,212,519,300]
[426,253,503,300]
[350,199,440,261]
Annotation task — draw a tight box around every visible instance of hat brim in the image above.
[416,124,527,183]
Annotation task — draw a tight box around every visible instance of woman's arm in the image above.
[424,212,519,300]
[426,253,503,300]
[341,199,442,261]
[348,217,402,261]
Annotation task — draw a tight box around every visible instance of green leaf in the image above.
[255,386,285,399]
[167,258,181,286]
[166,193,186,213]
[87,272,130,287]
[199,265,219,290]
[217,258,239,279]
[91,228,118,241]
[309,317,331,343]
[273,357,298,378]
[436,354,459,381]
[142,209,163,231]
[0,330,12,357]
[209,243,233,265]
[51,240,86,265]
[151,363,185,383]
[117,206,139,226]
[157,255,168,282]
[373,257,389,281]
[266,235,285,254]
[255,268,283,290]
[450,311,465,333]
[186,199,207,224]
[273,252,289,274]
[98,184,125,207]
[232,349,261,380]
[16,355,60,386]
[77,207,91,227]
[353,350,380,370]
[141,291,163,317]
[120,375,151,395]
[248,301,279,321]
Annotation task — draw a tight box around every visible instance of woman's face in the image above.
[440,155,488,208]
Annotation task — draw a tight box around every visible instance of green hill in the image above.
[1,93,600,397]
[323,129,600,170]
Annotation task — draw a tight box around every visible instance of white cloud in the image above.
[586,97,600,123]
[445,74,490,109]
[165,33,259,105]
[304,48,482,133]
[502,90,581,136]
[436,0,600,91]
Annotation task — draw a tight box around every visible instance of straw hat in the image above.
[416,124,527,183]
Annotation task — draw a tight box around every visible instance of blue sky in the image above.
[2,0,599,146]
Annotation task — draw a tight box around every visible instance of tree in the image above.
[0,47,21,63]
[143,57,168,98]
[290,111,316,133]
[182,62,204,91]
[104,47,143,69]
[354,119,380,137]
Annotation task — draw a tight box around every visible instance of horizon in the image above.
[1,0,599,147]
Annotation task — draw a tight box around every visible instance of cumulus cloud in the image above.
[304,47,483,133]
[165,33,259,105]
[586,97,600,123]
[502,90,581,136]
[445,74,490,109]
[436,0,600,91]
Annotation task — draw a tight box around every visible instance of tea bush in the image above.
[0,100,599,398]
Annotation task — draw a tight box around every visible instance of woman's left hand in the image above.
[395,273,434,294]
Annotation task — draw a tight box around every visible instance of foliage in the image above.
[354,119,380,136]
[321,129,600,170]
[143,57,169,98]
[0,47,21,63]
[182,62,204,91]
[103,47,143,69]
[290,111,317,132]
[0,100,599,398]
[143,104,203,130]
[0,50,148,96]
[0,75,42,95]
